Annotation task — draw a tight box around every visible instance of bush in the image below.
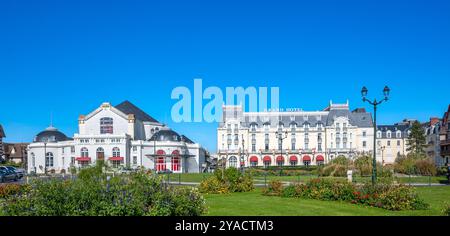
[395,156,438,176]
[262,178,428,211]
[262,180,283,196]
[199,167,254,194]
[0,165,207,216]
[0,184,31,198]
[414,158,437,176]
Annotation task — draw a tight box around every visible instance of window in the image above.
[303,160,311,167]
[290,160,297,166]
[363,131,367,137]
[172,151,180,171]
[387,131,392,138]
[229,156,238,168]
[112,147,120,157]
[96,147,104,160]
[31,153,35,167]
[71,146,75,153]
[377,131,381,138]
[250,161,257,167]
[100,117,113,134]
[363,141,367,148]
[133,156,137,165]
[396,131,401,138]
[252,144,256,152]
[156,150,166,171]
[45,152,54,167]
[397,140,401,146]
[81,147,89,157]
[387,141,391,146]
[132,146,137,152]
[291,141,296,150]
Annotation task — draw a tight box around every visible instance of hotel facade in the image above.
[217,101,375,168]
[27,101,208,174]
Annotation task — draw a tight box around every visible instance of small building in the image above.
[423,117,443,167]
[376,120,413,165]
[2,143,29,165]
[440,105,450,166]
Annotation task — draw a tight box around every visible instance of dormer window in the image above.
[100,117,113,134]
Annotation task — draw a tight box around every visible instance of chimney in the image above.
[430,117,439,126]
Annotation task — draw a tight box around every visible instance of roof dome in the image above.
[149,129,182,142]
[34,126,70,143]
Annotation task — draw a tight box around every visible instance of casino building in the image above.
[27,101,208,174]
[217,101,375,167]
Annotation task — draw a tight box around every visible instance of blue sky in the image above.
[1,0,449,152]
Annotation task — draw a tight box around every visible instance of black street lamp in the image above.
[361,85,390,185]
[275,129,288,168]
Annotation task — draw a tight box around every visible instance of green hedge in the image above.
[0,164,207,216]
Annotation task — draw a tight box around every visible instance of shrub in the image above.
[0,166,207,216]
[262,178,428,211]
[331,156,351,166]
[0,184,31,198]
[414,158,437,176]
[262,180,283,196]
[199,168,254,194]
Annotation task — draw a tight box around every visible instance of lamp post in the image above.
[380,145,386,176]
[361,85,390,185]
[275,129,288,169]
[240,134,245,173]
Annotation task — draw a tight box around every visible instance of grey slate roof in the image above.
[115,101,160,123]
[240,107,373,128]
[376,124,411,139]
[34,127,72,143]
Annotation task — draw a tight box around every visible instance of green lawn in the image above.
[204,186,450,216]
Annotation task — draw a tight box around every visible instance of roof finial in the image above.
[50,111,53,128]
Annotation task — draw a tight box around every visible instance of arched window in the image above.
[81,147,89,157]
[171,150,180,172]
[112,147,120,157]
[228,156,238,168]
[156,150,166,171]
[45,152,54,167]
[100,117,113,134]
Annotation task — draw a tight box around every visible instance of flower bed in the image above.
[263,178,428,211]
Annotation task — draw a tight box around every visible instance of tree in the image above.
[406,121,427,158]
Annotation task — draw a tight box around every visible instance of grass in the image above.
[204,186,450,216]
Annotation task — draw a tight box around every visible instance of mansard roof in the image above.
[115,100,160,123]
[239,106,373,128]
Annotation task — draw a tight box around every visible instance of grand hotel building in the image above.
[217,101,375,168]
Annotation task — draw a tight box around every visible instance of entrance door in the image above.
[96,148,105,161]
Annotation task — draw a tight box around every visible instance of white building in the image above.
[27,101,208,174]
[217,101,375,168]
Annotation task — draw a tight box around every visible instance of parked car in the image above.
[0,169,18,183]
[5,166,25,179]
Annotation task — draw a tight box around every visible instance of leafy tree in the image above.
[406,121,427,158]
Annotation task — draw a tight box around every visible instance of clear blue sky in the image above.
[1,0,449,152]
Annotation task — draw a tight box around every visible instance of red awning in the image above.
[316,155,324,161]
[109,157,124,161]
[290,156,298,162]
[263,156,272,162]
[276,156,284,162]
[75,157,91,162]
[302,155,311,161]
[250,156,258,162]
